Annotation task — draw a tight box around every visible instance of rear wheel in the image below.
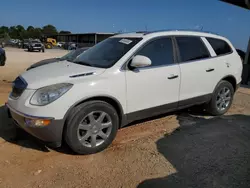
[207,80,234,115]
[65,101,119,154]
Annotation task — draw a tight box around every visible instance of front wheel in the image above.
[207,80,234,116]
[64,101,119,154]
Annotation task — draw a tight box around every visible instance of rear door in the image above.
[175,36,219,106]
[205,37,242,84]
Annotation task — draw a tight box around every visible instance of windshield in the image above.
[74,37,142,68]
[60,48,88,62]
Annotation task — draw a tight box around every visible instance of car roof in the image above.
[111,30,227,41]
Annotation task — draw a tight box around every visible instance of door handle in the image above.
[168,75,179,79]
[206,68,214,72]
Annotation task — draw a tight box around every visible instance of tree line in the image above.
[0,24,71,41]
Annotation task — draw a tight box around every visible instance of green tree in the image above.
[25,26,42,39]
[0,26,9,34]
[42,24,58,36]
[0,26,10,43]
[16,25,25,33]
[9,26,19,38]
[32,28,42,39]
[27,26,35,32]
[0,24,62,40]
[16,25,26,39]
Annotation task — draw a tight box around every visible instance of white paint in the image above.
[130,55,152,68]
[7,30,242,120]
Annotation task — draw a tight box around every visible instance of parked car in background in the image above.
[27,40,45,52]
[22,39,30,49]
[6,30,242,154]
[0,47,6,66]
[57,42,65,48]
[69,42,77,50]
[26,47,89,70]
[62,42,77,50]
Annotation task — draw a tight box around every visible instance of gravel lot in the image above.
[0,48,250,188]
[0,47,67,82]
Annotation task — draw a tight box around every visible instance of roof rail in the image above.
[143,29,219,36]
[136,31,148,33]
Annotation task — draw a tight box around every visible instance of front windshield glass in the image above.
[74,37,142,68]
[60,48,87,62]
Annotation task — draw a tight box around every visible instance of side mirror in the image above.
[129,55,151,69]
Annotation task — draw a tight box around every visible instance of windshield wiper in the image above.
[73,61,93,67]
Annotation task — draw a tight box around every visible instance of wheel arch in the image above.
[213,75,237,94]
[221,75,237,91]
[63,95,125,128]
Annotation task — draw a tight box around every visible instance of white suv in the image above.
[6,30,242,154]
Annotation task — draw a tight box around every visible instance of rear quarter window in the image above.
[206,37,232,56]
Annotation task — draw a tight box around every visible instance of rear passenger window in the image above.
[136,37,174,67]
[206,37,232,56]
[176,37,210,62]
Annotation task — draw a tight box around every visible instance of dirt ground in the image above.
[0,48,250,188]
[0,47,67,82]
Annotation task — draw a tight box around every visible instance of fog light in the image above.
[24,118,51,127]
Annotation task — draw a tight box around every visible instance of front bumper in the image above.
[30,46,42,50]
[6,103,64,148]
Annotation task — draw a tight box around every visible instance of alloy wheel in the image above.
[216,87,232,112]
[77,111,112,148]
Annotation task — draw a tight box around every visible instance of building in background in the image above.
[48,32,115,48]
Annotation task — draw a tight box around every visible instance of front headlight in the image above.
[30,83,73,106]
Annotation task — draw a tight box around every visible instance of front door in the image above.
[125,37,181,120]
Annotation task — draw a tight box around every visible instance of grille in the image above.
[10,76,28,99]
[34,44,42,47]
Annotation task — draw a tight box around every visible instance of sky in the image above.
[0,0,249,50]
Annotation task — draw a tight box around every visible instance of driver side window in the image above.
[136,37,174,67]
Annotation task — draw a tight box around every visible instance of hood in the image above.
[27,58,60,70]
[21,60,106,89]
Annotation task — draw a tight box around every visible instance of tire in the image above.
[64,100,119,154]
[42,48,45,53]
[207,80,234,116]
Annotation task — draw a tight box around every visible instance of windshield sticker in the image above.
[119,39,133,45]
